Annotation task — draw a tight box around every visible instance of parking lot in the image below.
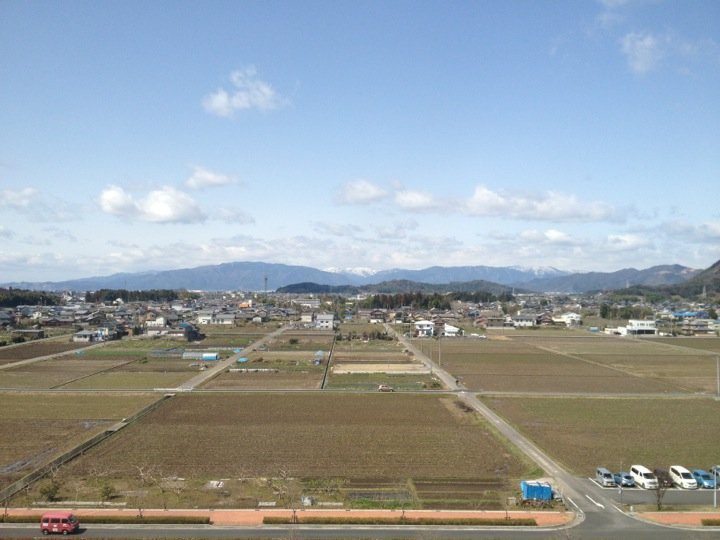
[587,477,720,506]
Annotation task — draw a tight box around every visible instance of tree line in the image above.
[359,291,509,310]
[0,288,59,307]
[84,289,186,303]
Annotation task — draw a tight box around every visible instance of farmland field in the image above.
[579,354,716,392]
[61,371,195,390]
[203,369,324,389]
[40,393,533,509]
[266,332,335,351]
[0,340,93,365]
[325,372,442,391]
[416,338,680,393]
[203,351,325,389]
[648,337,720,353]
[482,396,720,476]
[0,393,158,489]
[0,357,133,389]
[333,339,403,353]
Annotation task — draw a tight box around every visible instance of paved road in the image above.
[0,520,712,539]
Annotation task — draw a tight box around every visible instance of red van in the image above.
[40,511,80,535]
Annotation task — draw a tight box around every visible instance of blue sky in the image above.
[1,0,719,282]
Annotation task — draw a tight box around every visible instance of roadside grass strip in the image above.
[263,516,537,526]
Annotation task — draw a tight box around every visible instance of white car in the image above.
[669,465,697,489]
[630,465,658,489]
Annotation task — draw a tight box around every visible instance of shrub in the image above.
[702,518,720,526]
[100,482,115,502]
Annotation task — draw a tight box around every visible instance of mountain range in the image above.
[2,261,701,294]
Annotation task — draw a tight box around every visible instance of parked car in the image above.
[692,469,716,489]
[377,384,394,392]
[711,466,720,480]
[595,467,616,487]
[669,465,697,489]
[653,468,673,488]
[630,465,658,489]
[40,511,80,535]
[613,471,635,487]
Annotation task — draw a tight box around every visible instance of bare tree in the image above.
[133,464,158,518]
[654,482,669,511]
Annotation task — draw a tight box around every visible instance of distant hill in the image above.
[277,279,518,295]
[516,264,699,293]
[1,260,700,293]
[366,265,569,285]
[654,259,720,298]
[4,262,355,292]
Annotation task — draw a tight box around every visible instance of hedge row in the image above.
[0,514,210,525]
[702,519,720,526]
[263,516,536,526]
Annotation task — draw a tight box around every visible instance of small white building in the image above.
[414,320,434,337]
[627,319,657,335]
[513,314,537,328]
[443,324,461,337]
[552,312,582,327]
[315,313,336,330]
[145,315,167,328]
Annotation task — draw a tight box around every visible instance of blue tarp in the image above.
[521,480,553,501]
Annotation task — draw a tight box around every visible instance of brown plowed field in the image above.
[62,393,529,480]
[0,393,158,489]
[482,396,720,476]
[0,341,91,364]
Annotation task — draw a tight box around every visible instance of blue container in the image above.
[521,480,553,501]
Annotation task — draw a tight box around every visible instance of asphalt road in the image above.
[0,520,712,539]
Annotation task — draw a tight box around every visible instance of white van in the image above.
[669,465,697,489]
[630,465,658,489]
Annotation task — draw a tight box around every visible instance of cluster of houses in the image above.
[355,305,584,337]
[1,290,718,345]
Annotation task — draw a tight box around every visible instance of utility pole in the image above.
[716,356,719,399]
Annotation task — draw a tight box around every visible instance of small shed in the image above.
[520,480,553,501]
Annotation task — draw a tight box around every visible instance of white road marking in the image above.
[585,494,605,509]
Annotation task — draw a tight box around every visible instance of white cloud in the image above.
[465,185,620,222]
[185,166,236,190]
[620,32,663,74]
[203,66,287,117]
[605,233,652,251]
[312,222,362,237]
[100,185,138,217]
[336,179,388,204]
[376,219,418,240]
[99,185,206,224]
[215,208,254,225]
[0,187,38,209]
[394,190,440,211]
[519,229,581,245]
[0,225,15,239]
[666,220,720,243]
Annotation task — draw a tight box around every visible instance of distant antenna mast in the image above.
[702,285,707,299]
[264,275,268,296]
